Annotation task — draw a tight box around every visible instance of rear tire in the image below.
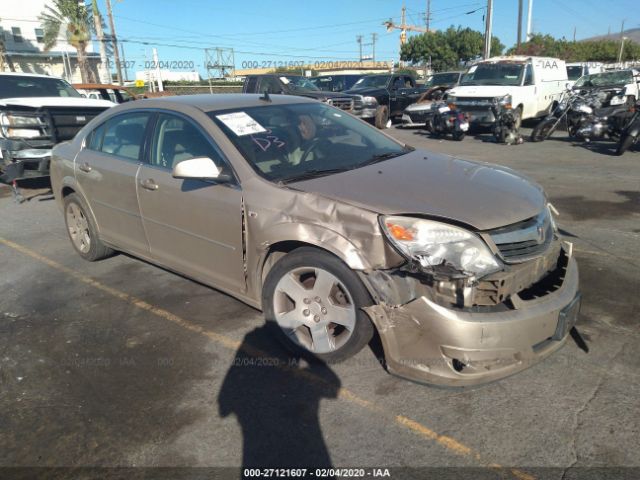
[63,193,114,261]
[453,131,465,141]
[616,133,635,156]
[262,247,374,363]
[375,106,389,129]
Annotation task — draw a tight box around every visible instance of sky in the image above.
[95,0,639,79]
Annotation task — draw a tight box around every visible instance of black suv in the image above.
[242,74,359,114]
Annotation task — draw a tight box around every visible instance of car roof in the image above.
[130,93,316,112]
[0,72,63,79]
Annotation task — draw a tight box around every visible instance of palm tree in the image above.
[39,0,96,83]
[91,0,111,82]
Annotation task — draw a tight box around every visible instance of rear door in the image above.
[136,111,245,292]
[75,111,151,254]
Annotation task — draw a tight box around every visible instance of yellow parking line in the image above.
[0,236,534,479]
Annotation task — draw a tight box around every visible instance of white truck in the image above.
[0,73,114,182]
[447,56,568,127]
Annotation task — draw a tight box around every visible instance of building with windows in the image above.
[0,1,102,82]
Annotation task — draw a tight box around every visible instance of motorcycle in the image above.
[531,88,632,142]
[616,102,640,156]
[491,100,522,144]
[427,100,469,141]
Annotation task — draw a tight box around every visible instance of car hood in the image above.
[295,90,354,100]
[405,101,435,112]
[345,87,387,97]
[0,96,115,108]
[448,85,517,98]
[290,149,546,231]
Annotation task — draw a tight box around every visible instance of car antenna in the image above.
[259,90,271,102]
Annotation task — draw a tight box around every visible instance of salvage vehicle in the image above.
[572,69,639,104]
[566,62,604,86]
[73,83,137,103]
[345,73,425,129]
[50,94,580,386]
[402,72,464,127]
[0,73,114,182]
[401,86,449,127]
[242,74,358,113]
[447,56,568,128]
[309,74,364,92]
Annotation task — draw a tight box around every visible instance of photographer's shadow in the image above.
[218,325,341,470]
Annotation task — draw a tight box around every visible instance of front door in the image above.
[75,111,151,254]
[136,112,245,293]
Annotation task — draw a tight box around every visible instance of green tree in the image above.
[40,0,95,82]
[400,26,504,71]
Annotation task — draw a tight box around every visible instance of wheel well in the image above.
[260,241,340,285]
[61,186,75,197]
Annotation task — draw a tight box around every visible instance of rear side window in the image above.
[245,77,258,92]
[99,113,150,161]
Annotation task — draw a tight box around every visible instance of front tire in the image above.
[262,247,374,363]
[531,118,557,142]
[453,130,465,141]
[375,106,390,129]
[63,193,114,261]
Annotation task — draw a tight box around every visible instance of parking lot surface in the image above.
[1,125,639,479]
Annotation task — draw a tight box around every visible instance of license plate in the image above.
[553,293,581,340]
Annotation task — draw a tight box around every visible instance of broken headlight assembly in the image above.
[0,112,45,139]
[381,216,501,278]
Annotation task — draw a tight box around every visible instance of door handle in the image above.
[78,162,92,173]
[140,178,159,191]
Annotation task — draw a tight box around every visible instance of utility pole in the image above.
[371,33,377,63]
[152,48,163,92]
[573,26,576,42]
[517,0,523,50]
[526,0,533,41]
[426,0,431,31]
[620,19,626,39]
[120,43,128,82]
[356,35,363,62]
[483,0,493,59]
[105,0,123,85]
[618,37,628,63]
[383,1,429,59]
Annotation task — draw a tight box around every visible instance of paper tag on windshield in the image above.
[216,112,266,136]
[279,76,290,84]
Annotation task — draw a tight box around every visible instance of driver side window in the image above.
[150,113,227,175]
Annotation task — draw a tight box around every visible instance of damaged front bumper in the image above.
[0,138,52,181]
[360,244,580,386]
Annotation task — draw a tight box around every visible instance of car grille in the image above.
[46,107,109,142]
[409,112,430,123]
[489,209,554,263]
[455,97,495,105]
[328,97,354,111]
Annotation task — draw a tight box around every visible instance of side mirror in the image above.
[172,157,231,182]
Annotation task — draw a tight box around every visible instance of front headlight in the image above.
[362,96,378,106]
[381,216,501,277]
[497,94,512,108]
[0,113,44,138]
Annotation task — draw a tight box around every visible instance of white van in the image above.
[448,56,568,127]
[566,62,605,87]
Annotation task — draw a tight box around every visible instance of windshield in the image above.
[310,76,362,92]
[574,70,633,88]
[282,76,320,92]
[426,72,460,86]
[352,75,390,89]
[0,75,81,99]
[460,63,525,86]
[210,102,411,183]
[566,66,584,81]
